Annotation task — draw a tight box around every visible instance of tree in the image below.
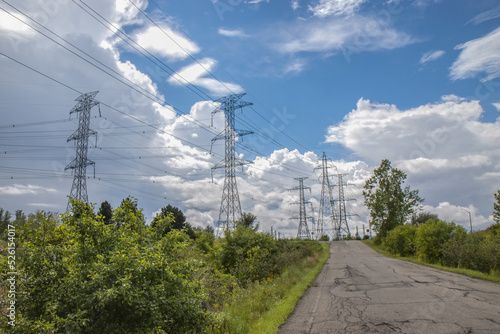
[494,190,500,224]
[97,200,113,224]
[113,196,145,231]
[13,209,26,226]
[151,204,195,239]
[410,211,438,226]
[0,208,11,238]
[363,159,423,240]
[236,212,258,230]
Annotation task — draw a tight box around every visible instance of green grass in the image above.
[363,239,500,284]
[212,242,330,334]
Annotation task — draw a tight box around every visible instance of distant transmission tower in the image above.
[65,91,100,211]
[335,173,353,238]
[289,177,313,239]
[315,152,337,240]
[211,93,253,236]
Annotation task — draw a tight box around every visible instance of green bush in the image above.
[443,232,500,273]
[415,219,461,263]
[0,200,214,333]
[385,224,417,257]
[319,235,329,241]
[441,225,467,268]
[0,201,327,333]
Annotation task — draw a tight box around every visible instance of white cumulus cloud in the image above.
[325,95,500,231]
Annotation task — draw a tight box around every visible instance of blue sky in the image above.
[116,0,500,157]
[1,0,500,237]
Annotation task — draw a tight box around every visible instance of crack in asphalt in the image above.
[278,241,500,334]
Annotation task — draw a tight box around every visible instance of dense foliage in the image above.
[442,225,500,273]
[0,200,324,333]
[384,217,500,274]
[494,190,500,224]
[384,224,417,257]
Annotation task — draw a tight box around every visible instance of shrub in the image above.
[218,226,279,285]
[0,200,214,333]
[443,232,500,273]
[319,235,329,241]
[385,224,417,257]
[415,219,460,263]
[441,225,467,268]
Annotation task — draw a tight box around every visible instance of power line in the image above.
[0,118,72,129]
[73,0,214,103]
[128,0,236,96]
[1,53,312,185]
[147,0,313,152]
[0,52,217,157]
[2,0,315,160]
[0,0,219,143]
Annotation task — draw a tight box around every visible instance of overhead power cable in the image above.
[0,118,72,129]
[0,54,308,187]
[0,0,220,143]
[0,52,216,157]
[146,0,313,152]
[3,0,311,158]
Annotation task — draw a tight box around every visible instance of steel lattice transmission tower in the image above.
[211,93,253,236]
[335,173,352,238]
[289,177,313,239]
[65,91,100,211]
[315,152,337,240]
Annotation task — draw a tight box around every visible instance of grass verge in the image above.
[363,239,500,284]
[214,242,330,334]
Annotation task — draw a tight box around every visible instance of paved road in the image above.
[278,241,500,334]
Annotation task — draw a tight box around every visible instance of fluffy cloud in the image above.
[450,26,500,81]
[0,0,213,220]
[0,184,57,195]
[167,58,244,96]
[325,95,500,230]
[0,10,36,35]
[132,24,200,61]
[325,96,494,162]
[422,202,491,231]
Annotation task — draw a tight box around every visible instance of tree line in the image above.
[363,159,500,273]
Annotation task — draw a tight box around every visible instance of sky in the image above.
[1,0,500,237]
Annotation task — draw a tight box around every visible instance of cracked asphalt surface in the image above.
[278,241,500,334]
